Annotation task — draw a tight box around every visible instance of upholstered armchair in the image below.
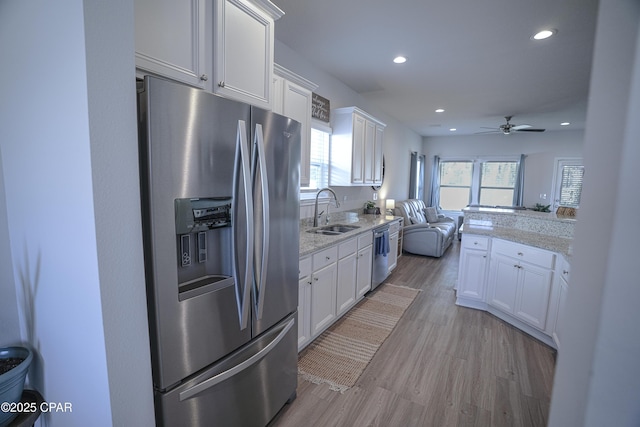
[394,199,456,258]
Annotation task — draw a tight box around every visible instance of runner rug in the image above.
[298,283,420,393]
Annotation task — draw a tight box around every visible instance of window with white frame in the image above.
[301,125,331,192]
[552,158,584,209]
[436,158,521,211]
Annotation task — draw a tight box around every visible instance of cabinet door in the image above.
[298,275,312,350]
[515,263,553,330]
[351,114,366,184]
[135,0,208,88]
[553,277,568,349]
[356,245,373,298]
[373,124,384,185]
[388,232,398,272]
[283,80,312,187]
[336,253,357,316]
[272,74,284,114]
[363,119,376,183]
[489,254,519,313]
[213,0,273,108]
[458,248,488,301]
[311,263,337,336]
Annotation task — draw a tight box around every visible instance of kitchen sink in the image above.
[306,224,361,235]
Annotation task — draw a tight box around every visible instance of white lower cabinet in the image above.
[388,220,400,273]
[336,238,358,317]
[551,256,570,349]
[298,230,377,351]
[297,256,312,351]
[456,235,490,303]
[457,236,563,349]
[310,247,338,337]
[487,239,555,331]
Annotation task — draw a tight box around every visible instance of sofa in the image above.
[394,199,456,258]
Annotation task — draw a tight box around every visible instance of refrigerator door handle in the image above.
[233,120,253,330]
[252,124,270,320]
[178,317,295,401]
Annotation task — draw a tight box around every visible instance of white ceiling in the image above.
[271,0,599,137]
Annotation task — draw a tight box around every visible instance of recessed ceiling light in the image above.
[532,29,556,40]
[449,128,457,132]
[435,108,445,113]
[393,56,407,64]
[561,122,570,126]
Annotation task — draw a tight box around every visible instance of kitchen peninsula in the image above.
[457,206,576,349]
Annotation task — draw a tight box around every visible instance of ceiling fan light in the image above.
[532,29,556,40]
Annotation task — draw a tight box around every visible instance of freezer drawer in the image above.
[155,313,298,427]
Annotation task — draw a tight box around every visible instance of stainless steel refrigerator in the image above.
[137,76,300,426]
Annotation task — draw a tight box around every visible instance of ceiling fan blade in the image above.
[474,130,501,134]
[512,124,532,130]
[516,128,546,132]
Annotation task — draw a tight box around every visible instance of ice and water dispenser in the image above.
[174,197,235,300]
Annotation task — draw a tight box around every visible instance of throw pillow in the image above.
[424,207,439,223]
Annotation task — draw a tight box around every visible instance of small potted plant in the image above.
[364,201,378,215]
[0,346,33,426]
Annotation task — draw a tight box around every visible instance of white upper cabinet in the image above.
[135,0,210,88]
[330,107,386,186]
[273,64,318,187]
[212,0,283,108]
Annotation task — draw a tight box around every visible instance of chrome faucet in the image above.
[313,187,340,227]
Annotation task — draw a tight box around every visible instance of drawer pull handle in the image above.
[326,256,331,261]
[517,252,524,256]
[474,242,478,245]
[314,277,319,282]
[563,270,569,275]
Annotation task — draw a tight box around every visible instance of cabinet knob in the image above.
[314,277,319,282]
[517,252,524,256]
[563,270,569,275]
[218,81,225,87]
[474,241,478,245]
[326,256,331,261]
[200,74,208,81]
[308,280,312,285]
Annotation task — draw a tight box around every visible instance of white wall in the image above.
[422,130,583,208]
[549,0,640,425]
[275,41,423,216]
[0,0,154,426]
[83,1,156,426]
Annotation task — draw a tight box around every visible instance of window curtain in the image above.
[408,152,425,200]
[513,154,526,206]
[428,155,441,208]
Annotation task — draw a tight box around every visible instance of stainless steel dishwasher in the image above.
[372,225,390,290]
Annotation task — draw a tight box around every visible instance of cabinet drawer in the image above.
[338,238,357,259]
[492,239,555,269]
[389,221,400,234]
[358,232,373,249]
[462,235,489,251]
[312,246,338,271]
[299,256,311,279]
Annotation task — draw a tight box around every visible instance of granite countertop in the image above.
[462,224,573,257]
[299,212,400,257]
[462,206,577,223]
[462,206,574,257]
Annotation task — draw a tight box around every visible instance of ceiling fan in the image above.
[477,116,546,135]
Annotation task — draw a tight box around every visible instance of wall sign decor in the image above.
[311,93,330,122]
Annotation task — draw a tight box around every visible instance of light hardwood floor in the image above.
[271,241,557,427]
